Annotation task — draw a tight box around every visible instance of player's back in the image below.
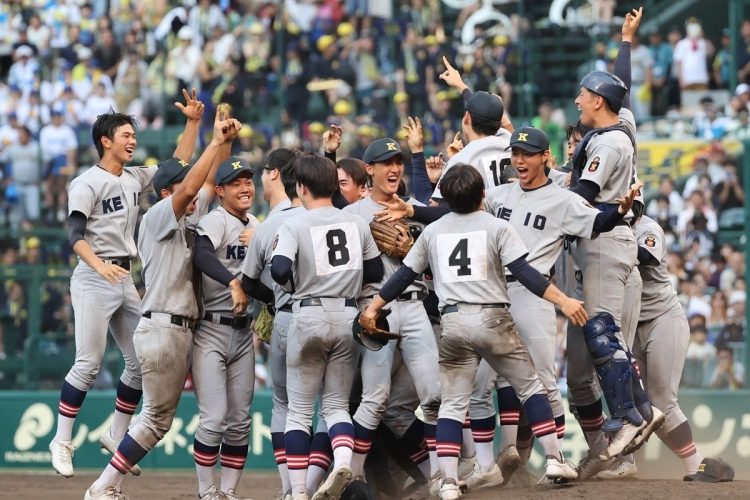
[276,206,374,300]
[418,210,528,310]
[634,215,680,320]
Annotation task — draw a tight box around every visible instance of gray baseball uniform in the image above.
[633,216,688,436]
[193,206,259,449]
[65,164,156,392]
[242,205,304,435]
[129,196,200,452]
[272,205,379,434]
[343,197,440,432]
[478,180,601,418]
[402,210,545,422]
[568,107,638,408]
[432,131,511,200]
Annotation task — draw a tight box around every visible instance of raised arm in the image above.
[173,88,204,163]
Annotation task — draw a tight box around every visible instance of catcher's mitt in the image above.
[370,219,414,258]
[254,304,273,343]
[353,309,401,351]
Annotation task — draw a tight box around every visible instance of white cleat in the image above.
[311,465,352,500]
[577,453,614,480]
[595,456,637,479]
[545,456,578,482]
[50,439,75,477]
[100,430,142,476]
[621,406,666,456]
[464,463,503,491]
[429,471,442,496]
[289,495,309,500]
[497,444,521,485]
[223,489,254,500]
[600,419,646,460]
[457,455,476,481]
[84,486,128,500]
[199,485,228,499]
[439,478,461,500]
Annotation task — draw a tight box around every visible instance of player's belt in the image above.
[396,291,423,302]
[203,312,252,330]
[299,298,358,308]
[142,312,196,330]
[277,304,293,313]
[101,257,131,271]
[441,303,508,315]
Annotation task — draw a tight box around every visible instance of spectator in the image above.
[26,14,51,53]
[0,125,41,222]
[531,101,564,163]
[709,347,744,389]
[708,290,729,332]
[114,49,148,116]
[677,190,717,239]
[673,18,711,94]
[630,33,654,122]
[647,175,683,223]
[682,155,723,198]
[686,324,716,362]
[731,108,750,139]
[22,236,41,265]
[188,0,227,46]
[712,29,732,89]
[17,90,51,135]
[83,82,117,126]
[167,26,202,96]
[720,250,744,292]
[712,159,744,213]
[38,110,77,222]
[738,20,750,84]
[8,45,38,96]
[93,29,122,81]
[0,112,20,147]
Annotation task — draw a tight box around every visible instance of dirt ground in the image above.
[1,470,747,500]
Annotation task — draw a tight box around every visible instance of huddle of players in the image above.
[47,9,734,500]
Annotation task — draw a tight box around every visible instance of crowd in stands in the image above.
[0,0,746,390]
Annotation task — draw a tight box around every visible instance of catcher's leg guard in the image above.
[582,314,643,431]
[630,359,653,423]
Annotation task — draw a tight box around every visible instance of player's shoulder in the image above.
[635,215,663,238]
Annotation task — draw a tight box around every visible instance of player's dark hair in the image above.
[279,151,302,200]
[567,121,590,139]
[439,163,484,214]
[267,147,299,170]
[336,157,368,187]
[91,111,138,159]
[468,112,501,137]
[294,153,338,199]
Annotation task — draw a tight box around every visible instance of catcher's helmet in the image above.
[353,310,395,351]
[580,71,628,113]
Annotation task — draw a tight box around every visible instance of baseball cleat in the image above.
[429,471,442,496]
[439,478,461,500]
[464,463,503,491]
[50,438,75,477]
[199,486,229,500]
[544,456,578,482]
[497,444,521,485]
[621,406,665,456]
[100,430,142,476]
[577,452,614,480]
[595,455,637,479]
[289,494,309,500]
[600,419,646,460]
[223,489,253,500]
[311,465,352,500]
[84,486,128,500]
[457,455,476,481]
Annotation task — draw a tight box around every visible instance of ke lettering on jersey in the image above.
[225,244,246,260]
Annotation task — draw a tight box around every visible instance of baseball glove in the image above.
[254,304,273,343]
[353,309,401,350]
[370,219,414,259]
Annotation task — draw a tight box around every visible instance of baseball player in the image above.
[83,110,240,500]
[567,7,664,468]
[361,164,586,500]
[191,157,263,500]
[270,153,383,500]
[460,126,642,488]
[49,90,204,478]
[241,148,302,499]
[342,135,442,484]
[629,215,735,482]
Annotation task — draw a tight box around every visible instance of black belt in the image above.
[278,304,293,313]
[143,312,196,329]
[101,257,131,271]
[299,298,357,308]
[203,313,251,330]
[396,291,422,302]
[441,303,508,315]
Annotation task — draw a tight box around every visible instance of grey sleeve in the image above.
[145,197,180,241]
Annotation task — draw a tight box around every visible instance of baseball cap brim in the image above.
[506,142,546,153]
[367,150,406,164]
[218,167,255,185]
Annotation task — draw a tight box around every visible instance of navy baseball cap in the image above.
[683,458,735,483]
[363,138,405,164]
[506,127,550,153]
[153,157,191,193]
[465,91,504,121]
[215,157,255,185]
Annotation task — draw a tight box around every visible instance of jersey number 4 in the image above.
[448,238,471,276]
[326,229,350,266]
